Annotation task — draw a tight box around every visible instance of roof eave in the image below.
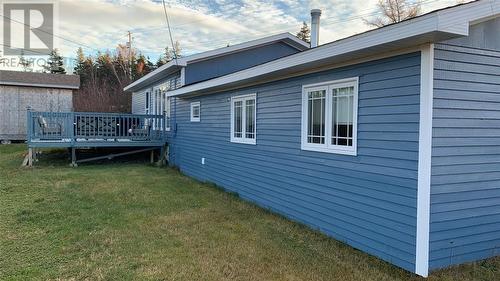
[123,62,185,92]
[0,81,80,90]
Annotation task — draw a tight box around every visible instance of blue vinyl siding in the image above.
[184,42,300,85]
[167,52,421,272]
[429,19,500,270]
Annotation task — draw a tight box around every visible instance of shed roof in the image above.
[0,70,80,90]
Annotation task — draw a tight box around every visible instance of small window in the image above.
[231,94,256,145]
[190,102,200,122]
[301,77,358,155]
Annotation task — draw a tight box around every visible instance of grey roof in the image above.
[0,70,80,89]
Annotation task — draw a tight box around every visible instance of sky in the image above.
[1,0,466,71]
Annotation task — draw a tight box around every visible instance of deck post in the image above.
[28,148,33,167]
[70,147,77,167]
[150,149,155,164]
[158,144,168,166]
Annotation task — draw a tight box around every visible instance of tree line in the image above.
[71,43,181,112]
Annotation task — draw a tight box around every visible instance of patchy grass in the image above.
[0,145,497,281]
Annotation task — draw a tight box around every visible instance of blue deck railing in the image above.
[27,111,168,147]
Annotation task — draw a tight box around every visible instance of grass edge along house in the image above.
[124,1,500,277]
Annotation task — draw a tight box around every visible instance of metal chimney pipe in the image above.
[310,9,322,48]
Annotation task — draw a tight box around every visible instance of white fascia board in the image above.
[437,0,500,32]
[167,0,499,98]
[124,33,308,92]
[123,60,186,92]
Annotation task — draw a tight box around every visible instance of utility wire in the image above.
[0,14,97,52]
[122,0,438,37]
[125,0,442,53]
[0,43,77,60]
[162,0,179,66]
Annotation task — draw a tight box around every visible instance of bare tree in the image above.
[364,0,421,28]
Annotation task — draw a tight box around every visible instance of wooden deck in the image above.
[27,111,168,148]
[26,111,169,166]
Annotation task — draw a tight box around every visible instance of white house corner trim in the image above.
[415,44,434,278]
[180,67,186,87]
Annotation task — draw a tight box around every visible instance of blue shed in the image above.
[125,1,500,277]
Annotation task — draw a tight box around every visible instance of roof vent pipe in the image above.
[310,9,322,48]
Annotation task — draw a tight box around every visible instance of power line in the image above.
[0,13,99,52]
[0,43,77,60]
[119,0,438,38]
[128,0,443,53]
[162,0,179,66]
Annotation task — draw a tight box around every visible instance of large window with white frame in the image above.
[301,77,358,155]
[190,102,200,122]
[231,93,256,144]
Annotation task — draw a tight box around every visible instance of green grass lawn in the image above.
[0,145,498,281]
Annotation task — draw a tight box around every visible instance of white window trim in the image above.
[144,89,151,115]
[190,101,201,122]
[230,93,257,145]
[301,77,358,156]
[165,95,171,131]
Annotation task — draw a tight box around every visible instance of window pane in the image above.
[193,106,200,118]
[234,101,243,138]
[332,86,354,147]
[307,90,325,144]
[245,99,255,139]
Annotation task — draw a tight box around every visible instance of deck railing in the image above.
[27,111,168,144]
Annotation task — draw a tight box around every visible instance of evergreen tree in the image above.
[18,51,33,72]
[44,49,66,74]
[73,47,86,76]
[134,54,154,80]
[296,21,311,43]
[156,41,182,68]
[73,47,93,83]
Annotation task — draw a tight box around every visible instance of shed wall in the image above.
[0,86,72,140]
[167,52,422,272]
[429,19,500,270]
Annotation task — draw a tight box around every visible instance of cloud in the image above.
[2,0,465,67]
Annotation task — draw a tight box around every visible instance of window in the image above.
[231,94,256,144]
[191,102,200,122]
[301,77,358,155]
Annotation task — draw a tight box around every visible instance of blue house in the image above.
[125,1,500,277]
